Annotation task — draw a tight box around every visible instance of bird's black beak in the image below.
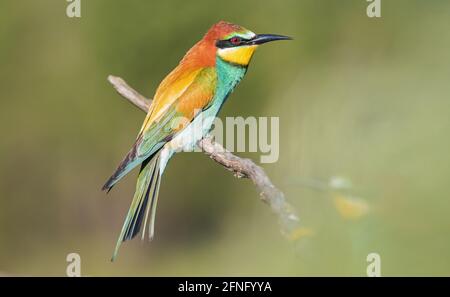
[249,34,292,45]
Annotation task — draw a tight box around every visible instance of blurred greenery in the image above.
[0,0,449,276]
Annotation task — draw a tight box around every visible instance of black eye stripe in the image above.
[216,36,251,49]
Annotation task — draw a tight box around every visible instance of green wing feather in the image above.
[102,68,216,192]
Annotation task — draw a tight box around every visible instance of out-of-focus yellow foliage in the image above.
[333,194,369,220]
[285,227,314,241]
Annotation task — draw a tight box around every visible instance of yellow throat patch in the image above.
[218,45,258,66]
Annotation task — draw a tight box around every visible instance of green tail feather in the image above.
[111,152,162,261]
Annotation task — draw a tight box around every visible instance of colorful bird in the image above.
[102,21,291,260]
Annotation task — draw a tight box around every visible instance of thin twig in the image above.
[107,76,151,112]
[107,75,301,236]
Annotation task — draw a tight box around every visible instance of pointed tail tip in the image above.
[111,248,120,262]
[101,181,113,193]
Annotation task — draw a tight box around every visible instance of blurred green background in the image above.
[0,0,449,276]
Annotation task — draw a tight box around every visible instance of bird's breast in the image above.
[162,57,248,159]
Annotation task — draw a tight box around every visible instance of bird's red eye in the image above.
[230,37,241,45]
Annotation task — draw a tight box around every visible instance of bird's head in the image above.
[181,21,291,68]
[205,21,291,67]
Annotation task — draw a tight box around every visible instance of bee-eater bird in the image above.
[102,21,291,260]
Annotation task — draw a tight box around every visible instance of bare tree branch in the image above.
[107,75,301,237]
[108,76,151,112]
